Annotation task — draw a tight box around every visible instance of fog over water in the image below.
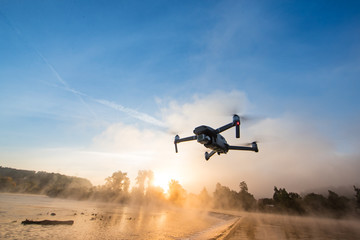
[0,193,238,240]
[2,193,360,240]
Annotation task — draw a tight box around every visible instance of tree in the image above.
[213,183,242,210]
[273,186,289,210]
[105,171,130,193]
[132,170,156,204]
[199,187,211,206]
[145,185,166,203]
[0,176,16,192]
[213,183,232,209]
[354,186,360,209]
[303,193,328,214]
[327,190,350,217]
[273,186,304,214]
[238,181,256,211]
[135,170,154,195]
[168,179,186,206]
[239,181,248,193]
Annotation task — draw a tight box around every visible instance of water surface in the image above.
[0,193,236,239]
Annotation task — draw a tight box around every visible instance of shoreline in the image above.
[2,192,360,239]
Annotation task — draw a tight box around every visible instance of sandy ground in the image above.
[222,212,360,240]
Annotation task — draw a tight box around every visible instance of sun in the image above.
[153,172,172,193]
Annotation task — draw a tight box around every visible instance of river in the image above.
[0,193,237,239]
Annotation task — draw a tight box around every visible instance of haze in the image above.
[1,1,359,198]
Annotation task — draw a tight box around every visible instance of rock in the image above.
[21,219,74,225]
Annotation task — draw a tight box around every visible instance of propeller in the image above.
[223,107,265,125]
[242,141,259,146]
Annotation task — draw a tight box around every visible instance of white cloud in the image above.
[161,90,249,133]
[91,90,360,197]
[5,90,358,198]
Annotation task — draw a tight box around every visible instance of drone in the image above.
[174,114,258,160]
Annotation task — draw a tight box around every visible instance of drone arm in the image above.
[176,135,197,143]
[228,146,254,151]
[216,115,241,138]
[216,122,234,134]
[174,135,197,153]
[228,142,258,152]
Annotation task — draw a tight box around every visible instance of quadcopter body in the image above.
[174,114,258,160]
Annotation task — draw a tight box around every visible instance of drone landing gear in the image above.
[205,151,216,161]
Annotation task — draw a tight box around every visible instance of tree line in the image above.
[1,166,359,218]
[0,166,92,198]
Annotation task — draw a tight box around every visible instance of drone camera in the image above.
[197,134,211,144]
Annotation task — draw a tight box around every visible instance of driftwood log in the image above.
[21,219,74,225]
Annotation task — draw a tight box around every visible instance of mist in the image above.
[2,90,359,198]
[89,90,360,198]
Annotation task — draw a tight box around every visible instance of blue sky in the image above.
[1,1,359,196]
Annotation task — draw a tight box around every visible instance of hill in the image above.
[0,166,92,199]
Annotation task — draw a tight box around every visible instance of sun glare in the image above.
[153,173,172,193]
